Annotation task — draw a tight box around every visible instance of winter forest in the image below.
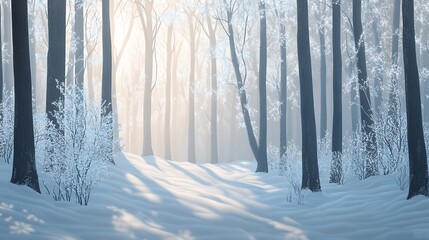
[1,0,429,239]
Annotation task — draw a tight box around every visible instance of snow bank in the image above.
[0,153,428,239]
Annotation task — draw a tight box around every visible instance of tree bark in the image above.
[46,0,66,128]
[297,0,321,191]
[318,1,327,140]
[330,0,342,184]
[353,0,378,178]
[101,0,113,162]
[402,0,429,199]
[10,0,40,193]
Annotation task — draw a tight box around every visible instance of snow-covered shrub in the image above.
[41,84,118,205]
[267,145,287,176]
[375,112,408,176]
[0,90,14,164]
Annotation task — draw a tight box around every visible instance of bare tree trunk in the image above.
[101,0,113,162]
[402,0,429,199]
[75,0,84,90]
[164,24,173,160]
[46,0,66,129]
[318,1,327,140]
[279,8,288,160]
[207,15,219,164]
[353,0,378,178]
[330,0,342,184]
[3,2,13,91]
[10,0,40,193]
[187,14,196,164]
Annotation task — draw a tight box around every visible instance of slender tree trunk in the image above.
[318,2,327,140]
[46,0,66,128]
[0,4,3,103]
[388,0,401,122]
[207,16,219,164]
[330,0,342,184]
[349,62,359,134]
[137,2,154,156]
[353,0,378,178]
[10,0,40,193]
[371,20,383,117]
[402,0,429,199]
[101,0,113,162]
[187,14,196,164]
[224,3,267,172]
[3,2,13,91]
[164,24,173,160]
[257,1,268,172]
[279,9,288,160]
[75,0,84,90]
[297,0,321,191]
[29,2,37,103]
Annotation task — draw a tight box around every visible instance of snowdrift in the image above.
[0,152,428,240]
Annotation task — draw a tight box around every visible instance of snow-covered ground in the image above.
[1,152,428,240]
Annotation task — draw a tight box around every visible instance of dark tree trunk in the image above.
[353,0,378,178]
[74,0,84,90]
[207,16,218,164]
[388,0,401,122]
[46,0,66,128]
[257,1,268,173]
[3,2,13,91]
[187,14,196,164]
[164,24,173,160]
[402,0,429,199]
[330,0,342,184]
[101,0,113,161]
[10,0,40,193]
[318,2,327,140]
[225,3,267,172]
[279,8,288,160]
[297,0,321,191]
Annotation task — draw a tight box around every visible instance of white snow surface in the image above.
[1,152,429,240]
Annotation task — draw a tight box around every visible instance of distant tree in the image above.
[2,1,13,91]
[296,0,321,191]
[257,0,268,172]
[186,8,198,164]
[272,0,288,160]
[205,5,219,165]
[387,0,401,123]
[353,0,378,178]
[402,0,429,199]
[101,0,113,161]
[10,0,40,193]
[164,24,173,160]
[136,0,163,156]
[46,0,66,128]
[75,0,85,89]
[330,0,342,184]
